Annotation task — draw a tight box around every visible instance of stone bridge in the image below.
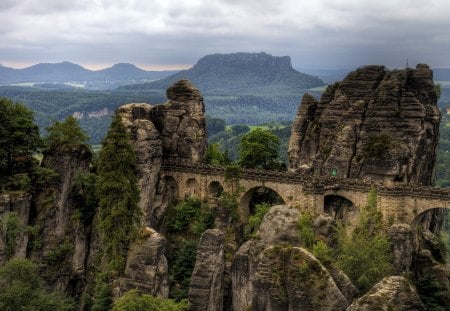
[160,161,450,225]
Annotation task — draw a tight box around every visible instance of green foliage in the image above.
[1,212,21,258]
[298,212,315,249]
[238,128,281,170]
[245,203,271,238]
[206,116,225,136]
[91,273,112,311]
[112,289,188,311]
[44,115,89,152]
[435,83,441,100]
[165,197,201,233]
[312,240,334,265]
[30,166,59,193]
[230,124,250,136]
[336,189,393,292]
[0,97,41,181]
[164,197,215,238]
[45,241,73,265]
[96,114,141,273]
[71,172,99,226]
[169,240,198,301]
[415,273,448,311]
[0,258,74,311]
[204,143,230,165]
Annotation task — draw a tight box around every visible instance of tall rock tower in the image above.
[288,64,440,185]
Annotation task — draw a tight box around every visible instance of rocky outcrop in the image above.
[232,205,353,310]
[0,193,32,264]
[288,64,440,185]
[188,229,225,311]
[118,103,163,225]
[388,224,413,273]
[117,80,207,227]
[30,145,93,294]
[152,79,207,165]
[346,276,425,311]
[113,227,169,299]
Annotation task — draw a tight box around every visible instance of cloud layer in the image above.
[1,0,450,69]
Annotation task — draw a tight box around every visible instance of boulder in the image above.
[232,205,352,310]
[346,276,425,311]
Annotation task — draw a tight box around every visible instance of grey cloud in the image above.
[2,0,450,69]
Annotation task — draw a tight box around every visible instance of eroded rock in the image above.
[288,65,440,185]
[188,229,225,311]
[346,276,425,311]
[113,227,169,299]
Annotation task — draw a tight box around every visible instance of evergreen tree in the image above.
[96,114,141,272]
[0,258,74,311]
[0,98,41,178]
[44,115,89,152]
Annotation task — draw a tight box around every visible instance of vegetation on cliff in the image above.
[0,98,41,188]
[0,258,74,310]
[96,114,141,272]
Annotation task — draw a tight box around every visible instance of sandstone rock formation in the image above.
[232,205,353,310]
[30,145,93,294]
[0,193,32,264]
[288,64,440,185]
[346,276,425,311]
[188,229,225,311]
[117,79,207,226]
[113,227,169,299]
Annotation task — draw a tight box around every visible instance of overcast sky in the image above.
[1,0,450,70]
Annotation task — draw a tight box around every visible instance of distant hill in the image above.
[0,62,178,89]
[122,52,325,94]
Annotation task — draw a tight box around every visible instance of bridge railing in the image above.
[160,160,450,199]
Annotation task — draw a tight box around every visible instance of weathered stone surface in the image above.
[118,103,162,225]
[152,79,207,165]
[288,64,440,186]
[0,193,32,264]
[30,145,93,294]
[346,276,425,311]
[257,205,301,244]
[188,229,225,311]
[388,224,413,273]
[232,205,351,310]
[118,80,207,226]
[113,227,169,299]
[252,246,348,311]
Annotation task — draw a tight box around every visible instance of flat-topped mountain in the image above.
[122,52,325,94]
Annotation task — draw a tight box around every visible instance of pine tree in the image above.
[44,115,89,152]
[96,114,141,273]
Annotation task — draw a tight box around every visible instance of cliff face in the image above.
[118,79,207,226]
[288,64,440,185]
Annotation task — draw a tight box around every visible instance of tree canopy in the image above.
[0,98,41,178]
[0,258,74,311]
[44,115,89,152]
[96,114,141,272]
[238,128,280,169]
[112,289,188,311]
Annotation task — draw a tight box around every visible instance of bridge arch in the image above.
[239,186,285,221]
[185,178,200,198]
[324,193,359,227]
[208,181,224,197]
